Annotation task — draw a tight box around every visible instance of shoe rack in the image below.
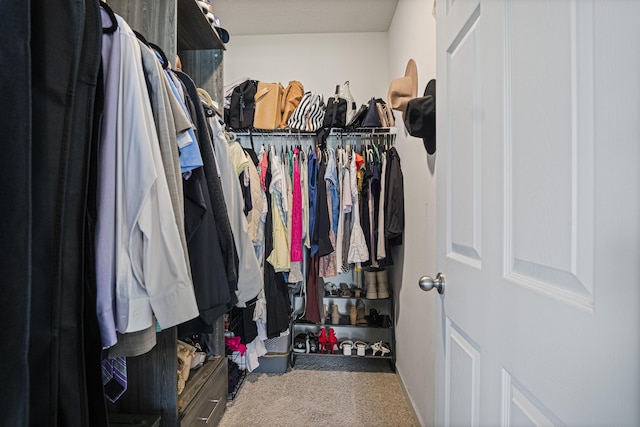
[291,267,396,371]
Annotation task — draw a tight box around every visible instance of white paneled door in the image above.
[433,1,640,426]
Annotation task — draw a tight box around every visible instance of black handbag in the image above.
[345,103,369,129]
[323,84,348,128]
[362,97,382,127]
[226,80,257,129]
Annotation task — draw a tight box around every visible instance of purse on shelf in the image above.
[253,81,284,130]
[280,80,304,128]
[323,84,348,129]
[227,79,257,129]
[375,98,395,127]
[362,97,382,127]
[361,97,395,128]
[346,103,369,129]
[288,91,326,132]
[339,81,357,124]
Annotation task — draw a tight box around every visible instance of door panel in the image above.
[501,370,563,427]
[447,321,481,427]
[505,0,595,306]
[448,15,481,266]
[435,0,640,426]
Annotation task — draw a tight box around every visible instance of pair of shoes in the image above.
[293,332,320,353]
[364,269,390,299]
[371,341,391,357]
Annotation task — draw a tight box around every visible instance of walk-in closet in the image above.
[3,1,639,426]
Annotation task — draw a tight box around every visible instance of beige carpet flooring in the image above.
[219,357,419,427]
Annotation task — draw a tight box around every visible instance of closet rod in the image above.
[232,127,397,137]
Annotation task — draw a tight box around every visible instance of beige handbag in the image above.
[279,80,304,128]
[253,81,284,129]
[376,100,395,127]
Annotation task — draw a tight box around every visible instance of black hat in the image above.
[404,79,436,154]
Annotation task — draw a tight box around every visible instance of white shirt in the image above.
[114,16,198,333]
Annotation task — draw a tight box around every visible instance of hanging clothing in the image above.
[377,151,388,261]
[113,15,198,334]
[307,147,319,255]
[180,165,232,333]
[137,41,190,273]
[304,255,322,324]
[314,149,334,258]
[162,71,203,174]
[289,148,304,283]
[24,1,105,425]
[319,147,339,277]
[210,117,263,306]
[301,149,310,249]
[335,147,352,274]
[245,151,265,249]
[384,147,405,247]
[361,149,381,267]
[266,146,291,272]
[176,72,240,298]
[348,151,369,264]
[262,158,292,338]
[95,9,122,349]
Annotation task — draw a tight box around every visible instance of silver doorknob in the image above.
[419,273,445,294]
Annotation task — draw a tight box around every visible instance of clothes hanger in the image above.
[100,1,118,34]
[149,42,169,69]
[248,128,256,152]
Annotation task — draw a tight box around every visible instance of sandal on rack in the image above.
[351,285,362,298]
[371,341,391,357]
[340,340,354,356]
[339,282,352,297]
[354,341,368,356]
[324,282,339,297]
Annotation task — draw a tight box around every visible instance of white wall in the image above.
[223,32,390,103]
[222,9,437,425]
[388,0,437,426]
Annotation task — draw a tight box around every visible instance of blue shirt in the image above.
[163,69,203,173]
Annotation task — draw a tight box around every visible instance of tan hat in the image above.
[387,58,418,117]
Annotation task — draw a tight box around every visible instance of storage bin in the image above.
[263,334,290,353]
[253,351,290,374]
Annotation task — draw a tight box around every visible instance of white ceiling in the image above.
[213,0,399,36]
